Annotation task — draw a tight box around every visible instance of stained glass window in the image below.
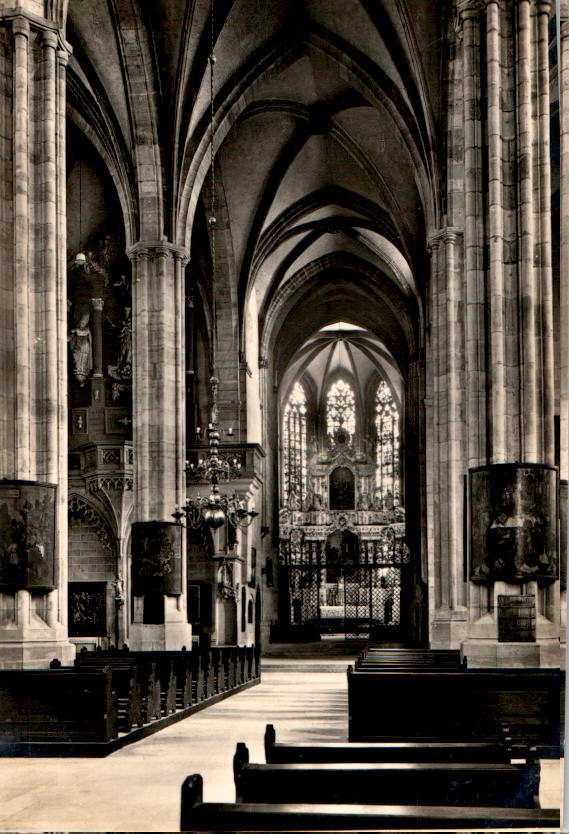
[326,378,356,436]
[281,381,308,509]
[375,380,400,509]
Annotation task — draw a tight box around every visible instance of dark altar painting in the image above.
[329,466,355,510]
[0,481,56,589]
[325,519,359,582]
[131,521,182,595]
[68,582,107,636]
[470,464,558,583]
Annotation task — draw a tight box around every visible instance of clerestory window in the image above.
[326,378,356,437]
[281,381,308,509]
[375,379,400,509]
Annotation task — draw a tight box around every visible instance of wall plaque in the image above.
[0,481,56,589]
[131,521,182,595]
[470,464,558,583]
[68,582,107,637]
[497,594,536,643]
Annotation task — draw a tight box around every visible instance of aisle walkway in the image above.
[0,661,349,832]
[0,659,561,832]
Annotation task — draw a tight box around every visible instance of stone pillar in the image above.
[560,3,569,648]
[535,1,555,465]
[127,242,191,650]
[91,297,104,378]
[0,7,74,668]
[517,0,539,460]
[428,228,468,649]
[486,0,507,463]
[460,0,487,469]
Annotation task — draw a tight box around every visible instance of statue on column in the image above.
[108,306,132,381]
[69,311,93,386]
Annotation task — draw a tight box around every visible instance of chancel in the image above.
[0,0,565,830]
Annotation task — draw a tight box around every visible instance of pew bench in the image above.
[347,666,561,755]
[233,743,541,808]
[181,773,559,832]
[0,668,118,750]
[263,723,521,764]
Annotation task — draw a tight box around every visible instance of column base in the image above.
[129,621,192,651]
[461,638,562,668]
[0,638,76,669]
[430,609,468,649]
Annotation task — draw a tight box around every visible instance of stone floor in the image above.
[0,658,562,833]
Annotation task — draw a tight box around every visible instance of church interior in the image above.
[0,0,565,830]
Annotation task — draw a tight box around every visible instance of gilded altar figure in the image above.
[69,312,93,386]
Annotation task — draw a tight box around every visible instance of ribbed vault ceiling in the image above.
[66,0,445,368]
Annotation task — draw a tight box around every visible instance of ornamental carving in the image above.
[88,477,133,493]
[68,495,116,554]
[102,449,120,465]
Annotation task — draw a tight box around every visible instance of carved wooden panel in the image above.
[0,482,56,589]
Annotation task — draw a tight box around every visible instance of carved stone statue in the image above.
[69,312,93,386]
[108,306,132,381]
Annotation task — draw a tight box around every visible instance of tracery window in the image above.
[375,380,400,508]
[281,381,308,508]
[326,378,356,437]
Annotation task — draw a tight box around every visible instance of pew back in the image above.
[181,773,559,832]
[0,668,117,744]
[348,666,561,753]
[263,723,515,763]
[234,744,540,808]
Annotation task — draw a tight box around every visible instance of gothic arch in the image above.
[68,494,118,557]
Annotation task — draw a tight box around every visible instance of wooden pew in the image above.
[75,654,161,724]
[355,648,466,672]
[347,666,561,755]
[180,773,560,832]
[233,742,541,808]
[263,723,518,764]
[0,668,118,749]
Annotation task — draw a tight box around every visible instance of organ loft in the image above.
[0,0,565,828]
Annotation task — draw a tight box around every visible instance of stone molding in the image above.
[68,494,117,554]
[127,240,190,264]
[427,227,463,252]
[0,6,71,55]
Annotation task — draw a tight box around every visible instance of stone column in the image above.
[428,229,468,649]
[128,242,191,650]
[535,1,555,465]
[560,3,569,648]
[486,0,507,463]
[0,6,74,667]
[91,297,104,378]
[517,0,538,460]
[460,0,487,469]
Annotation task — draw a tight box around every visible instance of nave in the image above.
[0,657,561,833]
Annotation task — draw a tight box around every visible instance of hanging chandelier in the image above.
[172,7,258,534]
[173,378,258,531]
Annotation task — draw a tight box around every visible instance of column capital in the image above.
[39,28,58,49]
[457,0,484,22]
[534,0,552,15]
[427,228,463,251]
[127,240,189,265]
[11,16,30,37]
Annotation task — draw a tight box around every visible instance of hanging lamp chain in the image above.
[209,0,217,382]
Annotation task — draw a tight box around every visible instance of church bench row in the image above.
[180,773,560,831]
[358,648,465,668]
[0,645,260,754]
[75,645,260,729]
[0,668,117,750]
[263,723,525,763]
[347,666,562,755]
[233,741,541,808]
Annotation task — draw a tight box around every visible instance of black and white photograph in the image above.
[0,0,564,831]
